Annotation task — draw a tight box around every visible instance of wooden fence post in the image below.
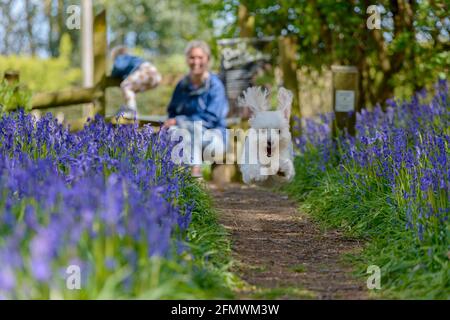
[331,65,359,136]
[93,9,107,117]
[4,70,20,84]
[81,0,94,118]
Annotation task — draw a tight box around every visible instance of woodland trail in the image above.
[210,183,369,299]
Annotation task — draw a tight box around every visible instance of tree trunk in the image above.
[278,36,301,121]
[1,1,14,54]
[45,0,57,56]
[25,0,37,55]
[237,3,255,38]
[371,0,416,106]
[45,0,65,57]
[53,0,65,56]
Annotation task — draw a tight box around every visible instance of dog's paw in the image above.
[276,159,295,181]
[277,170,286,177]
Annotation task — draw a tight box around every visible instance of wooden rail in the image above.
[30,10,109,116]
[31,76,121,110]
[32,87,101,109]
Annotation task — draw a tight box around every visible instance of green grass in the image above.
[290,264,307,273]
[143,178,239,299]
[283,156,450,299]
[58,176,238,300]
[251,286,316,299]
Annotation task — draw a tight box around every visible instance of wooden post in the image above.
[3,70,21,112]
[331,65,359,136]
[278,36,300,120]
[4,70,20,84]
[93,10,107,117]
[81,0,94,118]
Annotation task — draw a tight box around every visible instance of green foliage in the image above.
[0,80,32,112]
[152,54,189,76]
[0,112,236,298]
[252,286,315,299]
[290,264,307,273]
[93,180,237,299]
[181,181,239,297]
[213,1,449,107]
[98,0,214,55]
[284,155,450,299]
[0,34,81,92]
[284,85,450,298]
[114,179,237,299]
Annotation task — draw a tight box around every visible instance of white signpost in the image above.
[335,90,355,112]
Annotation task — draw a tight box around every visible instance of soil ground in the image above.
[209,182,369,299]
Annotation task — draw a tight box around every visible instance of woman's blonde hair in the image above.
[184,40,211,61]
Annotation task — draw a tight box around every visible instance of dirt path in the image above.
[209,183,368,299]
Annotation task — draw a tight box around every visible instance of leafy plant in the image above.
[287,80,450,298]
[0,80,32,112]
[0,112,236,299]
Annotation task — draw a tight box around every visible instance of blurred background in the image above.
[0,0,448,120]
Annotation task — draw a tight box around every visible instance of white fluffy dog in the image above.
[238,86,295,186]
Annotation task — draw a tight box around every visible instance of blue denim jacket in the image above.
[167,74,229,134]
[111,54,144,80]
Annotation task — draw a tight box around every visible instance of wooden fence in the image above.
[29,10,121,130]
[25,9,244,131]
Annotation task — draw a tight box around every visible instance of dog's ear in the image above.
[277,87,293,120]
[238,86,269,114]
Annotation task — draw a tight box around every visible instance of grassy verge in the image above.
[128,179,238,299]
[174,179,238,299]
[79,179,238,300]
[284,156,449,299]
